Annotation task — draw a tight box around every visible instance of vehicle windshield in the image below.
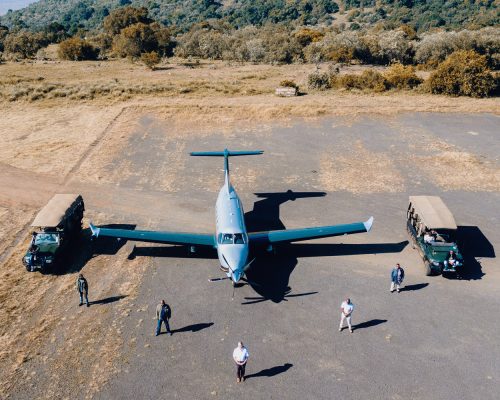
[218,233,246,244]
[34,233,59,245]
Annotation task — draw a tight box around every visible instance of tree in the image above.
[103,6,151,35]
[113,22,157,59]
[0,25,9,52]
[3,31,48,58]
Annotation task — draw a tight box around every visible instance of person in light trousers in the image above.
[339,298,354,333]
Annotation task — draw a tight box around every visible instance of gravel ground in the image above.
[1,112,498,400]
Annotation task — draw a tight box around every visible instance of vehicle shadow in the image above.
[353,319,387,331]
[50,224,136,276]
[401,283,429,291]
[244,190,407,303]
[171,322,214,334]
[90,295,127,306]
[245,363,293,380]
[455,226,494,280]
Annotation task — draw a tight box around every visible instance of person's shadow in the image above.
[171,322,214,334]
[90,295,127,305]
[401,283,428,291]
[245,363,293,379]
[353,319,387,331]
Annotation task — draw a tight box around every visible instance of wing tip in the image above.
[89,222,100,237]
[364,216,374,232]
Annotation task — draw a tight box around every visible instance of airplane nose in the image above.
[223,247,247,282]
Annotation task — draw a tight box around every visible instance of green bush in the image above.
[427,50,496,97]
[308,72,331,90]
[58,37,98,60]
[384,63,423,89]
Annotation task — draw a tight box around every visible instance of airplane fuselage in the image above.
[215,182,249,283]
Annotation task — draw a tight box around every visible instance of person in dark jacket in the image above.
[390,263,405,293]
[155,300,172,336]
[76,273,89,306]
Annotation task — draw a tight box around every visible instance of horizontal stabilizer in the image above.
[190,150,263,157]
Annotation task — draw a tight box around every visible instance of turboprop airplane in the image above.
[90,149,373,285]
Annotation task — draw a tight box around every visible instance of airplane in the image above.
[90,149,373,286]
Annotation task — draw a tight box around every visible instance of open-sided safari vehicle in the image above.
[23,194,84,272]
[407,196,463,276]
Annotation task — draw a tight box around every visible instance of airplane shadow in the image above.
[48,224,136,276]
[127,245,217,260]
[353,319,387,331]
[244,190,408,303]
[171,322,214,334]
[245,363,293,380]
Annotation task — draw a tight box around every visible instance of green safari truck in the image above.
[406,196,463,276]
[23,194,84,272]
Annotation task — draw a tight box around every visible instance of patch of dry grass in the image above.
[416,150,500,191]
[319,140,405,193]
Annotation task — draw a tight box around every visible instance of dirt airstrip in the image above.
[0,60,499,399]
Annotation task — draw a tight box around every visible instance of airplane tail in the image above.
[190,149,263,188]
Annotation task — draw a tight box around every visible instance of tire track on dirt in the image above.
[62,105,129,185]
[0,106,128,266]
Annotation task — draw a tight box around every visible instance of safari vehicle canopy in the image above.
[408,196,457,234]
[31,194,83,229]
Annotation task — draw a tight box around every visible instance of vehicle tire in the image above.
[424,260,432,276]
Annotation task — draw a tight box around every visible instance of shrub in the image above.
[279,80,299,89]
[427,50,496,97]
[58,37,98,60]
[384,63,423,89]
[335,70,388,92]
[141,51,160,70]
[308,72,331,90]
[327,46,354,64]
[295,28,324,47]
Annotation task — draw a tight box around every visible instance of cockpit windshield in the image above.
[218,233,246,245]
[234,233,244,244]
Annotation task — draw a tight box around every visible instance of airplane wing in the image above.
[89,223,215,247]
[248,217,373,245]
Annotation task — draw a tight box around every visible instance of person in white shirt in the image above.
[424,232,434,244]
[339,298,354,333]
[233,341,249,383]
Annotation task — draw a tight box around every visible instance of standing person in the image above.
[339,298,354,333]
[155,300,172,336]
[390,263,405,293]
[233,341,249,383]
[76,273,89,307]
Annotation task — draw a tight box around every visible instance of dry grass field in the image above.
[0,59,499,398]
